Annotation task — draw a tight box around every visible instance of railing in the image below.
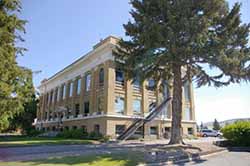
[117,97,172,141]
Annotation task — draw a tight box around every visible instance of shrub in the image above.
[88,131,103,140]
[221,121,250,146]
[99,135,111,143]
[26,128,43,137]
[57,129,88,139]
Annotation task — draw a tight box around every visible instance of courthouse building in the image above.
[34,36,196,139]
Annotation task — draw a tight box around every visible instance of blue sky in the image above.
[18,0,250,123]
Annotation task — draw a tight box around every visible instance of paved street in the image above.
[0,138,222,161]
[1,138,249,166]
[182,151,250,166]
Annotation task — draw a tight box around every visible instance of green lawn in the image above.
[0,152,145,166]
[0,137,98,147]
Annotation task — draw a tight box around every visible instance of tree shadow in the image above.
[227,147,250,153]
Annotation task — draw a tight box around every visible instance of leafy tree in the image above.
[0,0,34,131]
[213,118,221,130]
[8,94,38,134]
[114,0,250,144]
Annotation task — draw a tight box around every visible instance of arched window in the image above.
[99,68,104,86]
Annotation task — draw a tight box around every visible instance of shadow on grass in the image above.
[16,152,144,166]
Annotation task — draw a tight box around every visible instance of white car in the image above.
[200,129,222,137]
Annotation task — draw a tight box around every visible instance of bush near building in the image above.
[57,129,107,141]
[221,121,250,146]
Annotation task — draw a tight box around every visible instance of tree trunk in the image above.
[169,64,183,144]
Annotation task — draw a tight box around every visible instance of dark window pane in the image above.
[115,70,124,83]
[84,102,89,116]
[99,68,104,85]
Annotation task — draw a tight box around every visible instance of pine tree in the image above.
[200,122,204,130]
[0,0,34,131]
[213,118,221,130]
[114,0,250,144]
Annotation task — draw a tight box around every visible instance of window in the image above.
[50,91,54,103]
[115,125,125,135]
[165,127,171,133]
[150,126,158,135]
[134,126,143,135]
[188,128,193,135]
[49,112,52,121]
[99,68,104,85]
[162,80,168,98]
[133,76,141,88]
[77,78,81,95]
[82,125,87,132]
[62,84,66,99]
[184,81,191,101]
[69,82,74,97]
[84,102,90,116]
[184,107,191,120]
[57,87,60,101]
[54,88,58,102]
[66,106,71,119]
[147,79,155,90]
[115,70,124,84]
[75,104,80,118]
[133,99,141,115]
[45,112,48,120]
[115,97,124,114]
[47,93,50,105]
[85,73,91,91]
[73,126,77,130]
[94,124,100,133]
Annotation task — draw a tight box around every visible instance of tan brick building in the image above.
[35,36,196,139]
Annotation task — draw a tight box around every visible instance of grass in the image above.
[0,152,145,166]
[0,137,98,147]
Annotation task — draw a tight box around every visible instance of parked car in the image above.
[200,129,222,137]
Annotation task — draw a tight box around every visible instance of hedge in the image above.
[221,121,250,146]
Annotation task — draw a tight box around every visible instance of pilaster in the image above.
[142,81,149,114]
[103,61,115,114]
[125,79,133,116]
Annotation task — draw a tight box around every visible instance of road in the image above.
[182,151,250,166]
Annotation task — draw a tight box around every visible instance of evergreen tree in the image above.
[213,118,221,130]
[200,122,204,130]
[114,0,250,144]
[0,0,34,131]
